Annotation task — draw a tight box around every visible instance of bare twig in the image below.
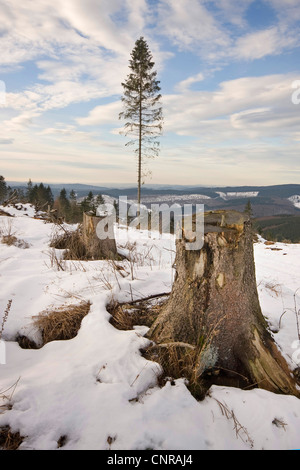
[213,397,254,448]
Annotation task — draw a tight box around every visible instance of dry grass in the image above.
[272,417,287,430]
[107,301,139,331]
[1,235,30,249]
[107,295,168,331]
[0,377,20,416]
[50,226,88,261]
[32,300,91,346]
[212,395,254,448]
[0,426,24,450]
[46,247,67,271]
[143,341,206,400]
[264,281,282,297]
[0,219,29,249]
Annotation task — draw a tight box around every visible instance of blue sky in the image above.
[0,0,300,187]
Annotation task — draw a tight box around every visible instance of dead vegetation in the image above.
[107,294,206,399]
[18,301,91,349]
[57,434,68,448]
[144,341,206,399]
[211,395,254,448]
[0,377,20,415]
[0,426,24,450]
[1,235,30,249]
[0,378,23,450]
[33,300,91,345]
[50,226,88,260]
[0,209,12,217]
[107,294,169,331]
[272,417,287,430]
[0,300,12,341]
[0,220,30,249]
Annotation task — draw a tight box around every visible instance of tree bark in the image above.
[147,210,299,396]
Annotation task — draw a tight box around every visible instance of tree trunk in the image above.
[147,210,299,396]
[82,212,118,260]
[138,77,142,209]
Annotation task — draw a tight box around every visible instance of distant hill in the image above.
[8,182,300,218]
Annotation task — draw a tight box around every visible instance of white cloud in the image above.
[0,0,155,79]
[0,0,160,137]
[76,101,122,127]
[175,73,205,92]
[266,0,300,23]
[156,0,300,63]
[233,26,298,60]
[208,0,253,28]
[163,73,300,141]
[156,0,231,52]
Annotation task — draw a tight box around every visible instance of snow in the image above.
[0,204,300,450]
[288,195,300,209]
[140,194,211,203]
[216,191,259,200]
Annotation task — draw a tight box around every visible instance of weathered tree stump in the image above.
[82,212,118,260]
[147,210,299,396]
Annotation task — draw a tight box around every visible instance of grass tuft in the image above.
[0,426,24,450]
[32,301,91,346]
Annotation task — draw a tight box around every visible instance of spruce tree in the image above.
[119,37,163,206]
[46,186,54,207]
[57,188,71,220]
[0,175,8,203]
[26,178,33,202]
[244,199,253,218]
[69,190,76,202]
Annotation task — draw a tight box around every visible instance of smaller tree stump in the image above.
[82,212,118,260]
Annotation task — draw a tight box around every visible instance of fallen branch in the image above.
[119,292,170,306]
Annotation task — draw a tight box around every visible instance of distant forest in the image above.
[0,175,105,223]
[254,215,300,243]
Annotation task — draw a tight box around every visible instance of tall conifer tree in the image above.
[119,37,163,206]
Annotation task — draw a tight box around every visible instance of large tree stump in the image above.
[82,212,118,260]
[147,210,299,396]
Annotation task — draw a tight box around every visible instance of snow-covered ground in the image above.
[0,205,300,450]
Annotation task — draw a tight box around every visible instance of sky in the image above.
[0,0,300,187]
